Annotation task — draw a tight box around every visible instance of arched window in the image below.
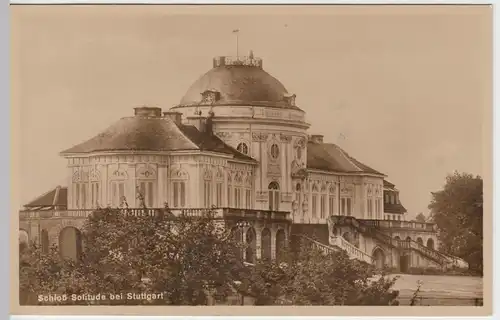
[417,237,423,245]
[237,142,249,155]
[171,170,188,208]
[59,227,82,261]
[275,229,286,261]
[261,228,272,260]
[245,227,256,264]
[268,182,280,211]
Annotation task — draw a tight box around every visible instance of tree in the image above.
[20,207,244,305]
[237,243,400,306]
[415,213,427,223]
[428,171,483,273]
[20,207,401,306]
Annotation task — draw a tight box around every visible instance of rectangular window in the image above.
[245,189,251,209]
[227,186,232,207]
[91,182,100,208]
[110,181,125,207]
[234,188,242,208]
[320,195,326,219]
[312,195,317,217]
[216,183,223,207]
[341,198,346,215]
[329,196,335,215]
[139,181,155,207]
[204,181,212,207]
[173,181,186,208]
[347,198,352,216]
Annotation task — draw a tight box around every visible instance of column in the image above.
[255,224,262,260]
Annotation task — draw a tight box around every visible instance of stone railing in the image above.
[213,56,263,69]
[19,207,291,222]
[359,219,435,232]
[293,234,337,255]
[329,235,373,265]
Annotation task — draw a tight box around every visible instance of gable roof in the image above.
[24,186,67,209]
[306,141,384,175]
[60,115,255,162]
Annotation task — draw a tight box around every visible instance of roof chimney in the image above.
[163,111,182,125]
[134,106,162,118]
[310,134,324,144]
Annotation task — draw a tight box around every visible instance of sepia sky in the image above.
[11,5,491,218]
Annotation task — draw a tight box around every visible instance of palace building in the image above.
[19,54,468,272]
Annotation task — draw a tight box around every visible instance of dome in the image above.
[178,56,301,110]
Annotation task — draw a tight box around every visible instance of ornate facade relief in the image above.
[252,132,269,142]
[89,166,101,182]
[136,164,157,180]
[170,167,189,180]
[109,165,129,180]
[72,167,90,183]
[203,167,213,181]
[215,132,233,140]
[215,167,224,181]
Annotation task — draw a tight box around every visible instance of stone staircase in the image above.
[330,216,468,269]
[291,233,373,265]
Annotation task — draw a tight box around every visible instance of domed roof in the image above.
[178,56,301,110]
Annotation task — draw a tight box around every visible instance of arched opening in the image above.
[41,229,49,254]
[19,229,29,253]
[261,228,272,261]
[427,238,435,250]
[245,227,256,264]
[275,229,286,261]
[416,237,423,245]
[372,248,386,270]
[394,236,401,241]
[59,227,82,261]
[406,236,412,242]
[231,227,243,260]
[268,182,280,211]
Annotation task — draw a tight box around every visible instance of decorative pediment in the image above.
[234,172,243,185]
[340,184,353,194]
[89,167,101,182]
[215,167,224,181]
[204,169,213,181]
[244,173,253,186]
[171,168,189,180]
[136,164,157,180]
[110,166,128,180]
[200,89,220,105]
[329,184,336,194]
